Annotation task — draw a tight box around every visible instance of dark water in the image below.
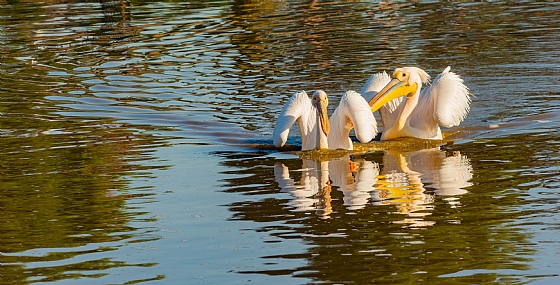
[1,1,560,284]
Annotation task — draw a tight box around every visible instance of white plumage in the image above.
[273,91,330,151]
[273,90,379,151]
[367,66,471,140]
[360,71,392,102]
[327,91,377,150]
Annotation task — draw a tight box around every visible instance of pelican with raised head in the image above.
[366,66,471,140]
[273,90,377,151]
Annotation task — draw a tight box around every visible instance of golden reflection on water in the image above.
[227,127,554,282]
[374,148,472,227]
[274,145,472,227]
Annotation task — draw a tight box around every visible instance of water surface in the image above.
[1,1,560,284]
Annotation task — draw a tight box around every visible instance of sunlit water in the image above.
[1,1,560,284]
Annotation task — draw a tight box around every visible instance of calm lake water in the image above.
[1,1,560,284]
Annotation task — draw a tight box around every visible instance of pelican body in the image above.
[327,90,377,150]
[273,90,378,151]
[273,91,330,151]
[366,66,471,140]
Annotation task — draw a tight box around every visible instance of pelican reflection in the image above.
[328,155,379,210]
[274,160,332,218]
[372,148,472,227]
[274,147,472,224]
[275,154,381,218]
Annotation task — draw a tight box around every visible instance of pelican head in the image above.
[368,67,431,112]
[312,90,330,137]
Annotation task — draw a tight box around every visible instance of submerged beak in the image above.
[368,76,418,112]
[316,99,330,137]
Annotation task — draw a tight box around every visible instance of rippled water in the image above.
[1,1,560,284]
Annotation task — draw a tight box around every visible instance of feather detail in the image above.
[374,66,472,140]
[360,71,392,102]
[432,67,471,128]
[273,91,315,149]
[328,91,377,150]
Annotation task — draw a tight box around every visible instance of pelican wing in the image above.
[362,72,406,129]
[343,91,378,143]
[359,72,403,135]
[360,71,403,120]
[360,71,392,102]
[328,91,377,150]
[273,91,311,148]
[413,66,471,129]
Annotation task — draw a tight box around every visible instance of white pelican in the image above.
[328,90,378,150]
[365,66,471,140]
[273,90,330,151]
[273,90,377,150]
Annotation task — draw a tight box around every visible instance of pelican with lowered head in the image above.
[273,90,378,151]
